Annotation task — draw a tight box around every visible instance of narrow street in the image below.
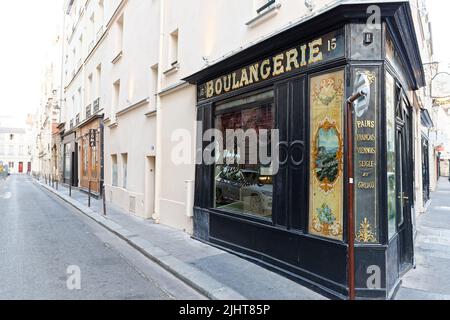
[0,175,205,300]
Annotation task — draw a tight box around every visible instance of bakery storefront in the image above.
[185,2,425,299]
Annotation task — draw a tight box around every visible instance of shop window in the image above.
[169,29,179,68]
[308,70,345,241]
[77,87,82,115]
[116,14,124,55]
[64,144,71,181]
[151,64,159,107]
[91,146,97,179]
[122,153,128,189]
[113,79,121,116]
[386,72,397,238]
[214,90,274,219]
[83,139,88,177]
[96,64,102,99]
[112,154,118,187]
[87,73,93,105]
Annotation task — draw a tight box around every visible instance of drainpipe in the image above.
[153,0,165,223]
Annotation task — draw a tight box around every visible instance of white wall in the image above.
[103,0,160,218]
[0,129,33,174]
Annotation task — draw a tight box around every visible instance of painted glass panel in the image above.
[83,140,88,177]
[91,146,98,178]
[64,143,71,181]
[308,70,344,241]
[354,67,378,243]
[386,72,397,238]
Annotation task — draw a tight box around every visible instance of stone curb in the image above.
[35,180,246,300]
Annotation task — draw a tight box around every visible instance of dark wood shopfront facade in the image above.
[185,2,425,299]
[76,115,104,195]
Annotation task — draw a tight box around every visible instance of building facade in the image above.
[50,0,437,299]
[0,125,33,174]
[410,0,435,215]
[59,0,160,207]
[32,30,62,181]
[60,0,108,192]
[102,0,160,216]
[183,1,430,299]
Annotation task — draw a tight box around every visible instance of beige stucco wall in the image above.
[103,0,160,219]
[104,109,157,218]
[158,85,196,234]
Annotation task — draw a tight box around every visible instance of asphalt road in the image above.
[0,174,205,300]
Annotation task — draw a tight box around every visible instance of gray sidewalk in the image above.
[34,177,325,300]
[396,177,450,300]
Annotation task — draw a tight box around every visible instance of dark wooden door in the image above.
[274,75,308,230]
[396,100,414,271]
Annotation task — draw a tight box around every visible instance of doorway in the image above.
[421,136,430,203]
[18,162,23,173]
[396,97,414,271]
[71,142,79,187]
[145,156,156,219]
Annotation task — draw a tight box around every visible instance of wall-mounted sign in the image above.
[197,29,344,101]
[89,129,97,148]
[431,73,450,98]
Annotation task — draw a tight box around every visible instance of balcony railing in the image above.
[86,104,92,118]
[93,97,100,112]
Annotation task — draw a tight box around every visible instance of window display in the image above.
[386,72,397,239]
[214,91,274,219]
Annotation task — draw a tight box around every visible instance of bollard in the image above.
[69,178,72,197]
[88,181,91,208]
[56,178,59,190]
[102,182,106,216]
